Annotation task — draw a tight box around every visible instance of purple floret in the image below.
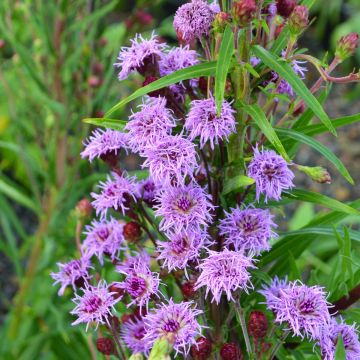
[122,316,150,355]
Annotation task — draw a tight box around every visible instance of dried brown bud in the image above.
[335,32,359,62]
[248,311,268,338]
[220,343,242,360]
[288,5,309,36]
[232,0,257,27]
[213,12,231,33]
[75,198,92,218]
[276,0,297,18]
[123,221,142,242]
[96,338,115,355]
[190,337,212,360]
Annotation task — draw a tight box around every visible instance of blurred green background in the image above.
[0,0,360,359]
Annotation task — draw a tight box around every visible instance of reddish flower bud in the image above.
[213,12,231,33]
[220,343,242,360]
[94,110,105,118]
[96,338,115,355]
[123,221,142,242]
[143,76,164,97]
[276,0,297,18]
[99,150,119,168]
[88,75,102,88]
[275,23,285,39]
[292,102,305,116]
[288,5,309,36]
[181,281,196,299]
[232,0,257,27]
[198,77,208,95]
[190,337,212,360]
[248,311,268,339]
[135,9,153,26]
[335,32,359,62]
[75,198,92,218]
[0,39,5,49]
[92,62,103,75]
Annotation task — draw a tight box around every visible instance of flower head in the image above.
[137,177,159,206]
[319,318,360,360]
[173,0,216,43]
[195,249,256,304]
[51,257,92,296]
[91,172,139,218]
[82,218,125,264]
[114,33,167,80]
[122,316,150,355]
[185,96,236,149]
[116,260,160,309]
[155,183,214,232]
[247,146,294,202]
[71,281,120,331]
[116,251,151,274]
[144,299,203,356]
[142,135,199,186]
[219,206,277,254]
[259,276,289,311]
[125,97,176,152]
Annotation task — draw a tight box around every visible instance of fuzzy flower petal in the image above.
[144,299,203,356]
[185,96,236,149]
[137,177,159,206]
[259,276,289,311]
[116,251,151,274]
[247,146,294,202]
[219,206,278,254]
[195,249,256,304]
[122,316,150,355]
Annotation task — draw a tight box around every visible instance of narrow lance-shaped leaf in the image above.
[83,118,128,131]
[276,128,354,184]
[222,175,255,195]
[252,45,336,135]
[105,61,217,117]
[240,102,290,161]
[215,26,234,116]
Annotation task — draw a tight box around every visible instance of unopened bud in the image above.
[297,165,331,184]
[335,32,359,62]
[135,9,153,26]
[292,102,305,116]
[75,198,92,218]
[96,338,115,355]
[143,76,164,97]
[232,0,257,27]
[123,221,142,242]
[0,39,5,49]
[181,281,196,299]
[276,0,297,18]
[213,12,231,33]
[220,343,242,360]
[148,335,175,360]
[88,75,102,88]
[288,5,309,36]
[248,311,268,338]
[275,23,285,39]
[190,337,212,360]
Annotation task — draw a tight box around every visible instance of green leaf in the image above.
[223,175,255,195]
[83,118,127,131]
[215,26,234,116]
[252,45,336,135]
[335,336,346,360]
[240,102,290,161]
[276,128,353,184]
[105,61,217,117]
[285,189,360,215]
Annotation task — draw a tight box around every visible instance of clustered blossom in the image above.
[155,183,214,232]
[71,281,120,331]
[219,206,277,254]
[144,300,203,356]
[91,172,139,218]
[114,32,167,80]
[173,0,216,43]
[82,218,125,264]
[247,146,294,202]
[125,96,176,152]
[137,177,159,206]
[51,258,92,296]
[121,317,150,355]
[261,279,331,340]
[195,249,256,304]
[185,96,236,149]
[81,129,129,162]
[116,251,151,274]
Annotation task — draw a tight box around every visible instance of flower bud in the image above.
[276,0,296,18]
[75,198,92,218]
[96,338,115,355]
[135,9,153,26]
[297,165,331,184]
[129,354,144,360]
[288,5,309,36]
[213,12,231,33]
[232,0,257,27]
[143,76,164,97]
[181,281,196,299]
[275,23,285,39]
[123,221,142,242]
[0,39,5,49]
[248,311,268,338]
[88,75,102,88]
[190,337,212,360]
[148,335,175,360]
[220,343,242,360]
[335,32,359,62]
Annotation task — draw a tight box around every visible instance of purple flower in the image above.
[116,251,151,274]
[144,299,203,356]
[137,177,159,206]
[185,96,236,149]
[114,32,167,80]
[81,128,128,162]
[259,276,289,311]
[51,257,92,296]
[82,218,125,264]
[122,316,150,355]
[125,97,176,152]
[91,172,139,218]
[261,280,331,340]
[116,260,160,309]
[154,183,214,232]
[219,206,278,254]
[195,249,256,304]
[157,229,208,275]
[209,1,221,13]
[250,56,261,67]
[247,146,294,202]
[71,281,120,331]
[173,0,216,43]
[319,318,360,360]
[142,135,199,186]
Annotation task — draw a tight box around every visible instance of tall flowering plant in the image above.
[53,0,360,359]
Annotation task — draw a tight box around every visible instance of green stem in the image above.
[234,301,254,359]
[269,331,289,360]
